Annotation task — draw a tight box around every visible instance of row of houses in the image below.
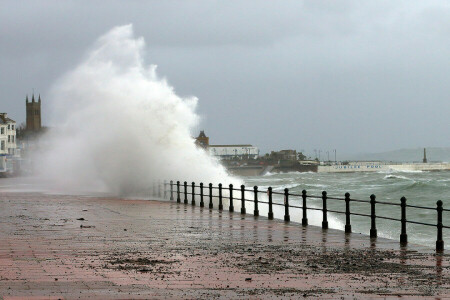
[0,113,17,173]
[1,94,42,175]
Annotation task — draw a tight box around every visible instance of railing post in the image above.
[370,194,377,238]
[400,197,407,244]
[345,192,351,233]
[218,183,223,211]
[268,187,273,220]
[184,181,188,204]
[163,180,167,199]
[208,183,213,209]
[302,190,308,226]
[158,180,161,198]
[170,180,174,201]
[436,200,444,252]
[229,184,234,212]
[200,183,204,207]
[176,181,181,203]
[253,186,259,216]
[322,191,328,229]
[284,188,290,222]
[191,182,196,206]
[240,185,246,214]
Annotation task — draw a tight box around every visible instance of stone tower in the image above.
[195,130,209,149]
[423,148,428,163]
[26,94,42,131]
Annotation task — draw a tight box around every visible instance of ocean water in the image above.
[244,170,450,248]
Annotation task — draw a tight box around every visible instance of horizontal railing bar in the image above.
[307,207,323,212]
[350,212,372,218]
[271,191,285,195]
[326,196,346,201]
[289,204,303,209]
[348,199,370,204]
[373,200,401,206]
[306,195,322,199]
[376,215,401,222]
[405,220,437,227]
[288,193,304,197]
[405,204,436,210]
[328,209,345,214]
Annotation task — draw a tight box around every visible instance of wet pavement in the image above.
[0,192,449,299]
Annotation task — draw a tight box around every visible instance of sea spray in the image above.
[38,25,240,196]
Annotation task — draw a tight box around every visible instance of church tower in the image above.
[26,94,42,131]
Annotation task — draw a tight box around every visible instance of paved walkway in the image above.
[0,192,449,299]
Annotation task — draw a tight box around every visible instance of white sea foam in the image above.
[272,183,299,191]
[383,174,411,180]
[37,25,240,196]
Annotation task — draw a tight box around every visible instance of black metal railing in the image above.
[156,180,448,252]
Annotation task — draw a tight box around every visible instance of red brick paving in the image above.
[0,192,449,299]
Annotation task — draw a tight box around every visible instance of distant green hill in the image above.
[345,147,450,163]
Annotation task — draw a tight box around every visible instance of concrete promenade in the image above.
[0,192,449,299]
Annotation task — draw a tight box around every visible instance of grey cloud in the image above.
[1,0,449,156]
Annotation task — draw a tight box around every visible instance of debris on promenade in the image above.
[0,192,448,299]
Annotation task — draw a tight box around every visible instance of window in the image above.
[8,135,10,143]
[1,141,4,150]
[7,124,10,130]
[0,127,4,135]
[11,125,14,130]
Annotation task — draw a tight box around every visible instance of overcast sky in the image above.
[1,0,449,156]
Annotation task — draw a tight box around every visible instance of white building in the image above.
[209,144,259,160]
[0,113,17,173]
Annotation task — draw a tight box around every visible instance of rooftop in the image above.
[0,113,15,125]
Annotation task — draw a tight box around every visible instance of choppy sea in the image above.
[244,170,450,248]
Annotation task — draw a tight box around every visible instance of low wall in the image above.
[318,163,450,173]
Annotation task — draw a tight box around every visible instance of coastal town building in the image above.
[208,144,259,160]
[195,131,259,160]
[0,113,17,173]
